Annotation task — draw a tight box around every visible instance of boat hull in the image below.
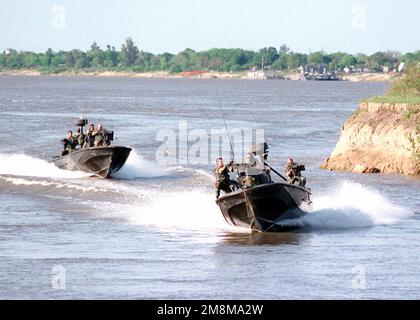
[52,146,131,178]
[216,182,312,232]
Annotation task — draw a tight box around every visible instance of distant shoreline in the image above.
[0,69,401,82]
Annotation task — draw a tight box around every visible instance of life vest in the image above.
[214,166,229,182]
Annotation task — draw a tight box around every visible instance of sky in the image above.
[0,0,419,54]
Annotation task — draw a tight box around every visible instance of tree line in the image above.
[1,37,419,73]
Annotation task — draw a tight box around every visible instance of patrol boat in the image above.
[52,116,131,178]
[215,143,312,232]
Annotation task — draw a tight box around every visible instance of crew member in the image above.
[86,124,95,147]
[75,128,86,149]
[239,152,257,187]
[214,158,235,199]
[285,157,306,187]
[61,130,77,156]
[93,123,105,147]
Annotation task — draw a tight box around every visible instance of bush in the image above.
[388,65,420,96]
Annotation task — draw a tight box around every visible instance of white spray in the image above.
[278,181,411,229]
[0,153,87,178]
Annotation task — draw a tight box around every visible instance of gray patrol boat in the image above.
[215,143,313,232]
[52,116,131,178]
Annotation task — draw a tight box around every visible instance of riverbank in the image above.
[341,72,401,82]
[321,101,420,176]
[0,69,400,82]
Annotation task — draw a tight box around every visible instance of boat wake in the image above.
[113,150,169,179]
[0,151,168,180]
[1,152,412,234]
[0,175,111,193]
[89,189,234,233]
[0,153,87,179]
[130,191,232,231]
[278,181,411,229]
[83,181,411,234]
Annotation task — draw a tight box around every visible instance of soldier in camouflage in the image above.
[86,123,95,148]
[75,128,86,149]
[285,158,306,187]
[214,158,235,199]
[61,130,77,156]
[93,123,105,147]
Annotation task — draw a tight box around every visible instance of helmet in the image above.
[244,152,256,166]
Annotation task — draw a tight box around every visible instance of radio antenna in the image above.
[217,98,235,163]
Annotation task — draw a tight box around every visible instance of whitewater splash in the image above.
[113,150,169,179]
[1,152,410,233]
[116,181,410,232]
[134,191,234,230]
[90,190,233,232]
[279,181,411,229]
[0,150,169,180]
[0,153,87,179]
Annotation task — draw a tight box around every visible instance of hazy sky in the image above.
[0,0,419,54]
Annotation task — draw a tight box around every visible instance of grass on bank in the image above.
[362,65,420,105]
[362,95,420,105]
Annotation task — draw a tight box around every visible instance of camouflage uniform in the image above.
[61,136,77,155]
[214,165,233,199]
[242,174,256,188]
[285,161,306,187]
[93,128,105,147]
[76,132,86,148]
[86,128,95,147]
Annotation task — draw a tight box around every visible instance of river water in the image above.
[0,76,419,299]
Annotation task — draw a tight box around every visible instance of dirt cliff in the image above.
[321,102,420,176]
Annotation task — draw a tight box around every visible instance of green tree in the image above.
[308,51,331,65]
[158,52,174,70]
[121,37,139,67]
[192,55,209,70]
[388,65,420,96]
[328,52,345,69]
[75,53,89,68]
[286,52,307,70]
[208,57,223,70]
[168,51,190,73]
[402,51,420,65]
[23,52,42,68]
[383,50,401,68]
[87,42,105,68]
[43,48,54,67]
[149,55,162,70]
[355,53,368,67]
[272,44,292,70]
[254,47,279,68]
[66,51,76,67]
[0,53,6,67]
[338,54,357,69]
[134,51,154,71]
[7,52,24,69]
[271,55,287,70]
[279,44,290,54]
[104,45,119,67]
[51,51,66,66]
[367,52,385,71]
[67,49,89,69]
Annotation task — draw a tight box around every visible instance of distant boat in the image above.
[301,72,340,81]
[52,145,131,178]
[52,115,131,178]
